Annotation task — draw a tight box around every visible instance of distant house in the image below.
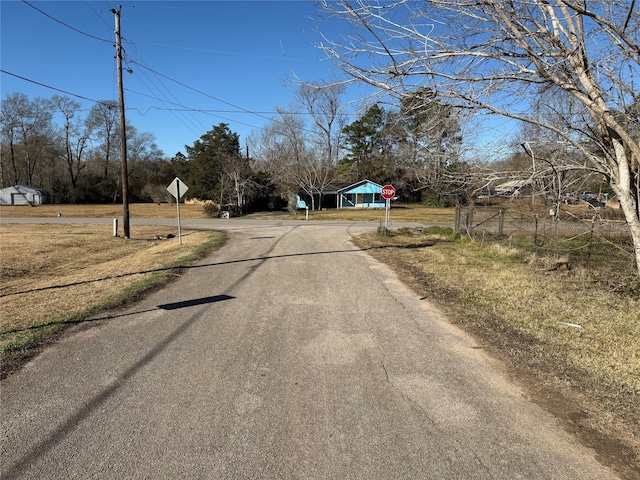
[0,185,49,206]
[336,180,385,208]
[298,180,386,209]
[492,179,530,196]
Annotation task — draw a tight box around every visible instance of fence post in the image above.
[498,208,505,237]
[454,204,462,234]
[587,214,597,271]
[534,214,539,252]
[466,207,474,237]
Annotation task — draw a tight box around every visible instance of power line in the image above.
[0,69,114,107]
[21,0,112,44]
[126,61,342,136]
[84,1,114,31]
[127,71,204,137]
[1,68,341,133]
[127,61,281,124]
[125,89,267,130]
[125,90,316,116]
[121,40,207,138]
[10,1,363,147]
[21,0,359,140]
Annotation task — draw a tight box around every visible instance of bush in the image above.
[202,203,220,218]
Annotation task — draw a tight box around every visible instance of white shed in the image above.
[0,185,49,205]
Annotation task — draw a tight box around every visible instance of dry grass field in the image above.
[0,202,210,219]
[0,223,225,375]
[287,204,456,223]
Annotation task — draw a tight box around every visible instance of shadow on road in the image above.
[158,294,234,310]
[2,244,427,298]
[1,292,235,478]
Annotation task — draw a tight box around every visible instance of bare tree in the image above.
[296,82,348,208]
[502,89,596,216]
[319,0,640,275]
[249,115,296,187]
[0,93,53,187]
[296,82,346,164]
[219,151,262,213]
[269,107,310,188]
[86,100,119,180]
[51,95,93,203]
[124,127,165,201]
[253,108,322,210]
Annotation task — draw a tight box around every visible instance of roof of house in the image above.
[301,179,383,195]
[495,179,530,191]
[308,180,383,195]
[0,185,49,194]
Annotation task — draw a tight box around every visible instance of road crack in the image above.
[360,310,496,479]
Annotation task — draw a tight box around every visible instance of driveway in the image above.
[0,221,618,478]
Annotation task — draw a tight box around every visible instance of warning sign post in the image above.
[167,177,189,245]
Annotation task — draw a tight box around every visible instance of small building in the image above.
[492,179,530,196]
[337,180,385,208]
[298,180,386,209]
[0,185,49,206]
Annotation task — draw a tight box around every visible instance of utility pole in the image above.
[112,6,130,238]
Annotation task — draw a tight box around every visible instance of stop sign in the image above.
[381,184,396,200]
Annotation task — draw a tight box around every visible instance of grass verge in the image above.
[284,204,455,223]
[354,227,640,480]
[0,202,211,219]
[0,224,226,378]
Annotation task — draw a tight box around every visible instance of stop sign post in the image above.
[381,184,395,231]
[381,185,396,200]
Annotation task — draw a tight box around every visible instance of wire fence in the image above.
[454,205,636,284]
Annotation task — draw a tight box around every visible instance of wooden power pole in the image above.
[112,6,130,238]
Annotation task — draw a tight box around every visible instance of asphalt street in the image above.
[1,220,619,478]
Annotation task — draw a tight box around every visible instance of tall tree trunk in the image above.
[9,140,19,185]
[612,144,640,277]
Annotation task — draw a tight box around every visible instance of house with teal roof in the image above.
[298,180,386,209]
[336,180,385,208]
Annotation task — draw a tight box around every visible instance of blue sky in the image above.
[1,0,371,157]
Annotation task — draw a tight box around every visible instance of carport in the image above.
[0,185,49,205]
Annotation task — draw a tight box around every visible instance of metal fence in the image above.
[454,205,635,281]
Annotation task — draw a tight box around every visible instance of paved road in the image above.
[1,220,618,479]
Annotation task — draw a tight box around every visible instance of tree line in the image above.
[1,83,619,214]
[0,92,169,204]
[0,79,474,210]
[166,82,474,214]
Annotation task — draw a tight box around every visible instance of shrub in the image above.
[202,203,220,218]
